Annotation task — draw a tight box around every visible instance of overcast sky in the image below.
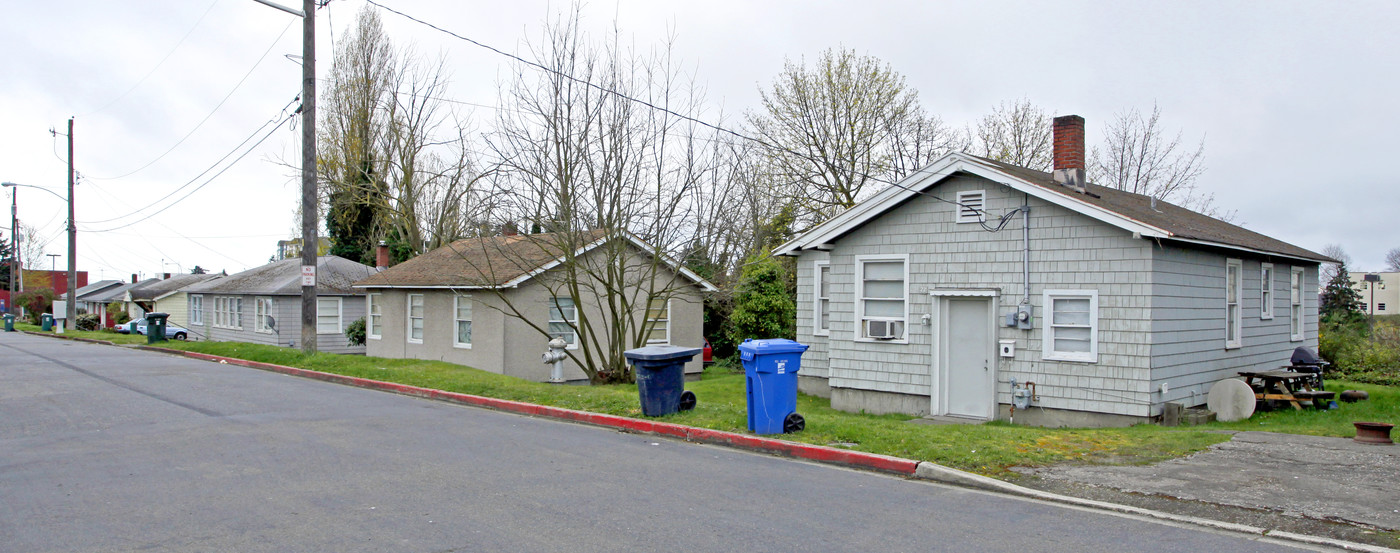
[3,0,1397,281]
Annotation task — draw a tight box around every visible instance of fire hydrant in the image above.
[542,337,569,383]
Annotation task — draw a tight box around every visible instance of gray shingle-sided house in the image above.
[183,256,376,352]
[775,115,1333,427]
[353,231,717,382]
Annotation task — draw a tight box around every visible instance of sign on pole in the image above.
[301,265,316,286]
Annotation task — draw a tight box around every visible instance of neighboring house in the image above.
[352,232,717,382]
[1350,272,1398,315]
[775,115,1333,427]
[63,279,124,318]
[126,273,224,330]
[86,278,162,328]
[183,256,376,353]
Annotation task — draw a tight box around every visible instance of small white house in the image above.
[776,115,1333,427]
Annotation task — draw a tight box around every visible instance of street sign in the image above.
[301,265,316,286]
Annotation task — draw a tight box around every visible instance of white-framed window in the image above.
[1290,267,1304,341]
[366,293,381,339]
[254,297,274,333]
[814,261,831,336]
[1042,290,1099,363]
[1260,263,1274,320]
[213,296,243,329]
[454,295,472,348]
[407,294,424,343]
[956,190,986,224]
[646,297,670,345]
[549,296,578,348]
[855,255,908,342]
[190,295,203,326]
[317,297,342,334]
[1226,258,1243,349]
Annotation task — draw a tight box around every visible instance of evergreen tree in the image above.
[1320,262,1365,326]
[727,253,796,344]
[0,235,12,291]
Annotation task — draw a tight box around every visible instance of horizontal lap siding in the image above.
[820,174,1154,417]
[1150,249,1319,406]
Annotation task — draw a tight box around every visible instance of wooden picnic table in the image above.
[1238,370,1334,411]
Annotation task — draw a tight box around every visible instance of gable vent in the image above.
[957,190,986,224]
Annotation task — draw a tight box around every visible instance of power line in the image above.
[77,0,223,118]
[85,18,297,181]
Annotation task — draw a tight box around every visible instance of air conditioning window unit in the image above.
[865,319,900,340]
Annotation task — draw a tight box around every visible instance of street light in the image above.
[2,181,76,327]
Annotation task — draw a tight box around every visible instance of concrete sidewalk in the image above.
[1016,431,1400,541]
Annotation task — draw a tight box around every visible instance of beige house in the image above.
[1350,271,1398,316]
[129,273,223,329]
[353,231,717,382]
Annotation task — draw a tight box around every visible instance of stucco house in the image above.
[775,115,1333,427]
[353,231,717,382]
[183,256,376,352]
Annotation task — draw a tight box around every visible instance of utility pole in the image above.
[299,0,317,354]
[8,187,16,311]
[66,117,77,330]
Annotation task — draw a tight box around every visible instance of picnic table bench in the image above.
[1238,370,1335,411]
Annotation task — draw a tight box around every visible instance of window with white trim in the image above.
[549,297,577,347]
[367,293,381,339]
[254,297,274,333]
[213,296,242,329]
[1226,258,1243,349]
[454,295,472,348]
[1042,290,1099,363]
[1260,263,1274,320]
[646,297,670,344]
[814,261,831,336]
[190,295,203,325]
[317,297,341,334]
[956,190,986,224]
[407,294,424,343]
[1290,267,1304,341]
[856,256,907,341]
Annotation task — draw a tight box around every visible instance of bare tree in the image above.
[747,48,932,224]
[18,222,52,270]
[974,98,1054,171]
[1320,243,1352,284]
[1384,247,1400,272]
[1088,103,1227,219]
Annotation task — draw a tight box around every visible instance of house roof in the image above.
[184,256,376,296]
[354,231,720,292]
[775,152,1333,264]
[129,273,223,301]
[87,279,161,303]
[62,279,124,301]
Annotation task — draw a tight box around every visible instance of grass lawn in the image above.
[14,323,150,345]
[15,326,1394,476]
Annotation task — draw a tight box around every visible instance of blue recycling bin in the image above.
[41,313,54,331]
[625,345,702,417]
[738,338,809,434]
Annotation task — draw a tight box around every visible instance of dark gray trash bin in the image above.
[624,345,702,417]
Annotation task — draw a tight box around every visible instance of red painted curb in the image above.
[139,346,920,476]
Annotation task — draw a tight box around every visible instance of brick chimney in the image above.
[1052,115,1087,193]
[131,274,138,283]
[162,273,171,280]
[375,240,390,271]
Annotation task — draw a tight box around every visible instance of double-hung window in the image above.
[645,297,669,344]
[1042,290,1099,363]
[407,294,424,343]
[214,296,242,329]
[1260,263,1274,320]
[1290,267,1304,341]
[190,295,203,326]
[814,261,831,336]
[1226,259,1243,349]
[317,297,342,334]
[254,297,274,333]
[549,297,577,347]
[367,293,381,339]
[856,256,907,341]
[454,295,472,348]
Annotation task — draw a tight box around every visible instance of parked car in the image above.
[114,321,138,334]
[135,321,189,340]
[703,338,713,364]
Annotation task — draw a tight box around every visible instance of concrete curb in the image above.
[18,329,117,346]
[135,345,1396,553]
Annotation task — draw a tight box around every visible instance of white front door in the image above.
[932,294,996,419]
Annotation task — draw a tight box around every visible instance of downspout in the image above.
[1021,193,1031,308]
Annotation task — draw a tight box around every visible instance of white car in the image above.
[135,321,190,340]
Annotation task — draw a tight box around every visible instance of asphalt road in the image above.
[0,333,1327,552]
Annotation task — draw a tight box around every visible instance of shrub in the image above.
[727,253,795,344]
[345,317,366,346]
[76,313,101,331]
[15,288,55,324]
[1321,319,1400,386]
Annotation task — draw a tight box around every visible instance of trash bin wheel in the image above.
[679,390,697,411]
[783,413,805,434]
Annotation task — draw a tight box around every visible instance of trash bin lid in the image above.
[624,345,703,362]
[736,338,809,355]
